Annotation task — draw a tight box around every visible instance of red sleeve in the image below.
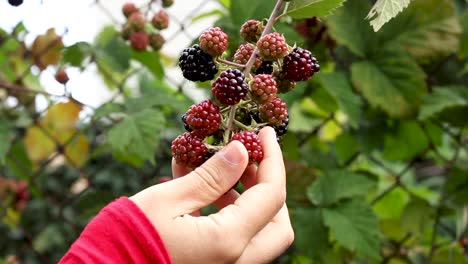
[59,197,172,264]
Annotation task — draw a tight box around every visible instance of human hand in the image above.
[130,127,293,264]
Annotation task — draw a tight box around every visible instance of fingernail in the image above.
[219,142,243,165]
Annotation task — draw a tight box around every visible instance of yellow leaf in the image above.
[24,126,55,162]
[42,101,82,132]
[31,28,64,70]
[64,133,89,167]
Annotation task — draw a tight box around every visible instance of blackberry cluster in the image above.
[173,20,320,168]
[179,44,218,82]
[120,2,169,51]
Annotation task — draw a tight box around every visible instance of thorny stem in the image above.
[223,0,284,142]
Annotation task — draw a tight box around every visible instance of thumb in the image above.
[168,141,249,215]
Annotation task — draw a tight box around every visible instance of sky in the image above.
[0,0,221,107]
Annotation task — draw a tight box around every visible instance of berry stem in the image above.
[216,58,245,69]
[224,0,284,141]
[234,120,253,131]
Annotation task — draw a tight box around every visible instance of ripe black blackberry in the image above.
[255,61,274,75]
[181,114,192,132]
[179,44,218,82]
[273,117,289,136]
[8,0,23,6]
[282,47,319,81]
[212,68,248,105]
[231,131,263,164]
[184,99,221,137]
[171,132,208,168]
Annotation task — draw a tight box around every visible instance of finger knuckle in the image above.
[193,163,226,195]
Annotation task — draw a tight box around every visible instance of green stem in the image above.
[216,58,245,69]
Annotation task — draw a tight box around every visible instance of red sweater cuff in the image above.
[59,197,172,264]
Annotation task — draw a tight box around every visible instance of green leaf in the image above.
[418,86,468,120]
[293,208,328,257]
[286,0,347,19]
[107,109,165,165]
[62,42,92,68]
[400,197,432,237]
[307,170,376,206]
[95,26,131,73]
[365,0,411,32]
[132,50,164,80]
[383,121,429,160]
[230,0,275,30]
[327,0,375,57]
[373,188,409,219]
[378,0,462,59]
[460,10,468,57]
[0,118,13,165]
[334,133,358,163]
[351,47,426,117]
[319,72,362,128]
[323,199,381,260]
[191,10,226,23]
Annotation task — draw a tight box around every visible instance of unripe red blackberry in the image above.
[122,2,139,18]
[149,33,165,50]
[55,69,69,85]
[179,44,218,82]
[256,32,288,61]
[240,20,264,43]
[212,69,248,105]
[128,12,146,32]
[162,0,174,7]
[233,43,262,71]
[255,61,274,75]
[151,10,169,30]
[130,32,149,51]
[259,96,288,126]
[184,99,221,137]
[199,27,228,57]
[282,47,319,81]
[231,131,263,164]
[171,132,208,168]
[250,74,277,104]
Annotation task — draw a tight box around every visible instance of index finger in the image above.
[212,126,286,239]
